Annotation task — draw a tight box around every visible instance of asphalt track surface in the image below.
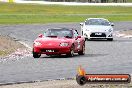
[0,22,132,84]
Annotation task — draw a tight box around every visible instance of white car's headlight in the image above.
[34,41,42,46]
[108,29,113,32]
[60,43,69,47]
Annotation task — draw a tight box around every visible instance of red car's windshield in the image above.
[44,28,73,38]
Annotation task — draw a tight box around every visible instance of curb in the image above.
[0,77,76,86]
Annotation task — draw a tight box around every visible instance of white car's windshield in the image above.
[44,28,73,38]
[85,19,110,26]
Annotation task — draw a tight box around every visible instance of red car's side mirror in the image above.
[38,34,43,38]
[76,36,81,40]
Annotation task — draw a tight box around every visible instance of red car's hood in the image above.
[35,37,72,44]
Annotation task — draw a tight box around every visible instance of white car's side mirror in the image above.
[110,23,114,26]
[80,22,84,26]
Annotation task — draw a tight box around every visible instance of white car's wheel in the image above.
[85,38,90,41]
[107,38,113,41]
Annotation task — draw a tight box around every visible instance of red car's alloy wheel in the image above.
[66,45,74,57]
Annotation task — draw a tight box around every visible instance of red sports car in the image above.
[33,28,85,58]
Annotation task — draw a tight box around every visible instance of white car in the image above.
[80,18,114,41]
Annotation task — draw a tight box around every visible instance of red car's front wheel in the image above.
[33,49,41,58]
[78,44,85,55]
[66,45,74,57]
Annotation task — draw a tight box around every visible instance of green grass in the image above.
[0,2,132,24]
[127,0,132,2]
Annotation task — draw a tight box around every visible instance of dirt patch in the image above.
[0,35,25,57]
[0,80,132,88]
[115,30,132,38]
[119,30,132,35]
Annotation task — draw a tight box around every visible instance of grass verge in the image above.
[0,14,132,24]
[0,2,132,24]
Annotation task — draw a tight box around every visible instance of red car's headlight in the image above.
[60,43,69,47]
[34,41,42,46]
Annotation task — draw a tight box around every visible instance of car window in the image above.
[73,30,79,37]
[44,28,73,38]
[85,19,110,26]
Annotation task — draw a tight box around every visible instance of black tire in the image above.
[85,38,90,41]
[82,31,83,36]
[107,38,113,41]
[76,75,87,86]
[78,44,85,55]
[128,74,131,83]
[85,38,88,41]
[66,45,74,57]
[46,54,52,57]
[33,51,41,58]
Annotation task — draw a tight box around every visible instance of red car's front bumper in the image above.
[33,46,71,55]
